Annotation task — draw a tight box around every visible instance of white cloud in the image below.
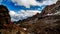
[11,0,58,8]
[9,11,16,16]
[9,10,41,22]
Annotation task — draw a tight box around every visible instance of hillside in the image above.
[16,0,60,34]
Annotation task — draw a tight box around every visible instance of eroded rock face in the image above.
[0,5,11,29]
[41,0,60,15]
[18,14,60,34]
[0,5,27,34]
[0,5,11,24]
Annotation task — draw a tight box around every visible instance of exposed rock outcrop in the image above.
[0,5,27,34]
[41,0,60,15]
[0,5,11,29]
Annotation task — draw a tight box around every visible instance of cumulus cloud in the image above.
[9,10,41,21]
[11,0,58,8]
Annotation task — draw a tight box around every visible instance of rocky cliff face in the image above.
[0,5,27,34]
[16,0,60,34]
[41,0,60,15]
[17,14,60,34]
[0,5,11,29]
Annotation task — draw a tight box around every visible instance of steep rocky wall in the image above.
[0,5,27,34]
[41,0,60,15]
[0,5,11,25]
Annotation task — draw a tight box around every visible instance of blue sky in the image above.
[1,0,45,11]
[0,0,58,21]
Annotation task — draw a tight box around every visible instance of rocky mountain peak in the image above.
[41,0,60,15]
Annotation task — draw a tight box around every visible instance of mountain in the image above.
[41,0,60,15]
[16,0,60,34]
[0,5,27,34]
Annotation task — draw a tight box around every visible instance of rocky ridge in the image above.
[16,0,60,34]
